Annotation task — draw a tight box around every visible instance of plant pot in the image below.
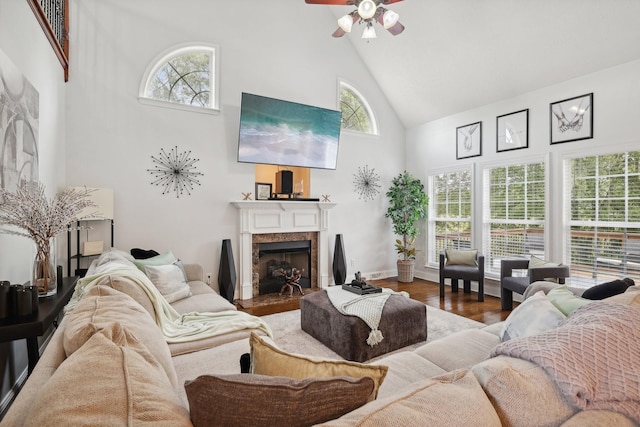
[397,259,415,283]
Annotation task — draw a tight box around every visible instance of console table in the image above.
[0,276,78,374]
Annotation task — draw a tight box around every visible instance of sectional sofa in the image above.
[2,248,639,426]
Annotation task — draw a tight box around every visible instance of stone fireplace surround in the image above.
[232,200,336,300]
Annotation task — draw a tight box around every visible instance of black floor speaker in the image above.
[333,234,347,285]
[275,170,293,194]
[218,239,236,303]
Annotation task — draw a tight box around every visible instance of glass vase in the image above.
[33,237,57,297]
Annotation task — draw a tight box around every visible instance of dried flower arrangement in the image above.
[0,182,97,295]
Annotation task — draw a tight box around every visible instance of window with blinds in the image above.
[482,160,546,276]
[427,167,472,265]
[565,150,640,285]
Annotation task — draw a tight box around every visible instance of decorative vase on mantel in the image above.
[33,237,57,297]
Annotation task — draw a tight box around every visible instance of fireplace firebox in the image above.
[257,240,311,295]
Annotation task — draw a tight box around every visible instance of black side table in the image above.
[0,276,79,374]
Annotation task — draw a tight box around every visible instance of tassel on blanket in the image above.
[367,329,384,346]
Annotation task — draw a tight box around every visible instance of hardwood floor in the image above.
[236,277,515,325]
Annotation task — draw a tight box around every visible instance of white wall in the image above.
[0,0,68,411]
[64,0,406,285]
[406,59,640,283]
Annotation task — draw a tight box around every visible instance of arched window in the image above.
[139,44,219,113]
[339,80,378,135]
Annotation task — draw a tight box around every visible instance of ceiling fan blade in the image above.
[387,21,405,35]
[305,0,354,5]
[379,0,404,4]
[332,28,347,37]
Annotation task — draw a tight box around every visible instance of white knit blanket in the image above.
[65,262,273,343]
[326,286,409,347]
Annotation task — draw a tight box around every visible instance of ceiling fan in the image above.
[305,0,405,39]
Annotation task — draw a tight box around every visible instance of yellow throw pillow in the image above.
[445,249,478,266]
[249,332,387,401]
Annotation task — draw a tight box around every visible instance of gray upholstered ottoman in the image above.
[300,289,427,362]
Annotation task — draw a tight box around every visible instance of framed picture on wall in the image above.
[255,182,272,200]
[497,109,529,152]
[550,93,593,144]
[456,121,482,159]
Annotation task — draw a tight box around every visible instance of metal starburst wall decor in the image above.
[148,146,204,198]
[353,165,381,202]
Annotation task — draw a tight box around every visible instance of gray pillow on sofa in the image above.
[500,291,566,341]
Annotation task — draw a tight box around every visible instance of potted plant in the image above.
[385,171,429,282]
[0,182,96,296]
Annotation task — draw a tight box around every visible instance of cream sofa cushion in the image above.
[318,369,500,427]
[373,351,447,399]
[63,285,178,389]
[560,410,637,427]
[413,328,500,371]
[24,324,191,427]
[472,356,577,426]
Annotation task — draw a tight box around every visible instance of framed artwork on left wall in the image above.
[456,121,482,159]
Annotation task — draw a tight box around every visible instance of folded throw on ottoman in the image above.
[326,287,409,346]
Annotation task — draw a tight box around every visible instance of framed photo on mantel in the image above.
[497,109,529,153]
[456,121,482,160]
[255,182,272,200]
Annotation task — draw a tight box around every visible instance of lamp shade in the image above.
[357,0,377,20]
[69,187,114,220]
[337,13,353,32]
[382,9,399,29]
[362,24,377,39]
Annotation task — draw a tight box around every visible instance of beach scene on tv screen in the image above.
[238,93,340,170]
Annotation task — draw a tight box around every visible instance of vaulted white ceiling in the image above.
[316,0,640,128]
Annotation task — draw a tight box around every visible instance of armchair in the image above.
[439,250,485,302]
[500,258,570,310]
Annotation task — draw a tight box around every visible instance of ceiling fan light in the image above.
[382,9,399,29]
[338,14,353,32]
[358,0,377,20]
[362,23,377,39]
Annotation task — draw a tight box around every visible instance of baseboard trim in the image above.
[0,367,28,420]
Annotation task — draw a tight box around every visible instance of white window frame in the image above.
[482,155,549,277]
[427,165,474,267]
[337,79,378,135]
[562,145,640,287]
[139,43,220,115]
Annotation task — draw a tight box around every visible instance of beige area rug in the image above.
[261,305,485,362]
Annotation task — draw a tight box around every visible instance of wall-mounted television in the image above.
[237,92,341,170]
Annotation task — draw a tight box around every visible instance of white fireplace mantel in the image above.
[231,200,336,300]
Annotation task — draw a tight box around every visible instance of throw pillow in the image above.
[546,285,593,316]
[249,332,388,401]
[323,369,501,427]
[130,247,160,259]
[500,291,566,341]
[24,324,191,426]
[529,255,561,269]
[445,249,477,266]
[144,262,192,303]
[132,250,177,272]
[582,279,632,300]
[185,374,374,427]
